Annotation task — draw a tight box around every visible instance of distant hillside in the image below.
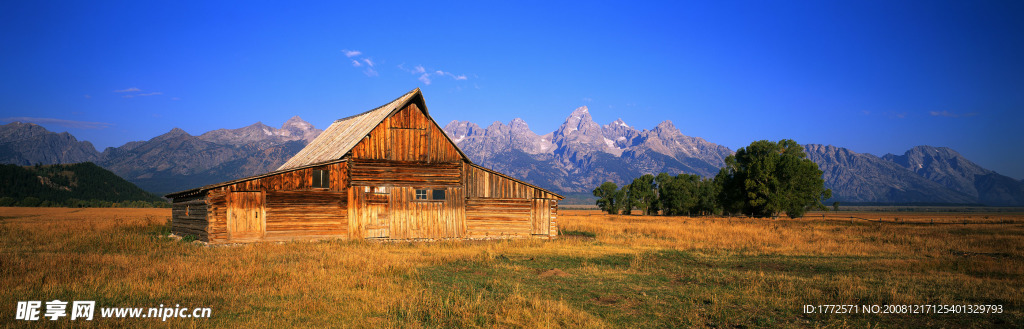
[0,122,101,165]
[802,144,977,204]
[0,162,168,207]
[882,146,1024,206]
[0,117,322,196]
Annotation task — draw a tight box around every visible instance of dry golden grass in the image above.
[1,207,1022,328]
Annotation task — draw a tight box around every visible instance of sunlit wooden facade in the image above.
[166,89,562,243]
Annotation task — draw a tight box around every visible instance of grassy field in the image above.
[1,207,1022,328]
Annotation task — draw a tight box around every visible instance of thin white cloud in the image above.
[929,110,978,118]
[171,97,181,101]
[84,94,92,99]
[137,92,162,96]
[2,117,113,129]
[582,97,593,102]
[410,67,470,84]
[346,50,470,83]
[122,95,134,98]
[114,87,140,93]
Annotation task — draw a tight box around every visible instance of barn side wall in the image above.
[170,194,210,241]
[463,163,560,239]
[205,161,349,243]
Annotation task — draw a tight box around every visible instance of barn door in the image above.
[531,198,551,235]
[227,191,265,241]
[362,187,390,238]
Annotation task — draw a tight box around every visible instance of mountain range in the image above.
[0,116,320,195]
[443,106,732,192]
[2,108,1023,205]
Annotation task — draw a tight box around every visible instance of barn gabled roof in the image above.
[276,88,470,171]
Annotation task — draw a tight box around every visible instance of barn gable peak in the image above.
[277,88,470,171]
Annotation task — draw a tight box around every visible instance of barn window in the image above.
[414,189,444,201]
[312,169,329,188]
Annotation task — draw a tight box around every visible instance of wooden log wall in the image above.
[206,189,230,242]
[465,198,532,238]
[389,186,465,239]
[171,196,209,241]
[463,163,561,239]
[204,161,350,243]
[350,159,461,187]
[217,162,348,192]
[348,185,465,239]
[531,198,551,235]
[548,200,559,239]
[349,103,462,163]
[347,187,388,239]
[264,190,347,241]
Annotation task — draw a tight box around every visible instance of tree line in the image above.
[593,139,832,218]
[0,162,170,208]
[0,196,169,208]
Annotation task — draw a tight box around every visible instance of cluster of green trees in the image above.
[593,139,832,218]
[593,173,719,216]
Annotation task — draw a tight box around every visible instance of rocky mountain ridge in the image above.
[2,110,1022,205]
[882,146,1024,206]
[441,107,1024,205]
[0,122,102,165]
[443,106,734,192]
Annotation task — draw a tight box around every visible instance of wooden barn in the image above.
[165,89,562,243]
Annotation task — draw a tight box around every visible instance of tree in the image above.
[832,201,840,212]
[656,173,680,215]
[593,182,623,214]
[18,197,41,207]
[615,183,629,215]
[715,166,745,216]
[657,173,698,216]
[628,174,658,215]
[693,177,720,216]
[715,139,831,218]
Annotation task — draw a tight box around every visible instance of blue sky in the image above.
[2,1,1022,179]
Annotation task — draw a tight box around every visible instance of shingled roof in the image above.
[277,88,469,171]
